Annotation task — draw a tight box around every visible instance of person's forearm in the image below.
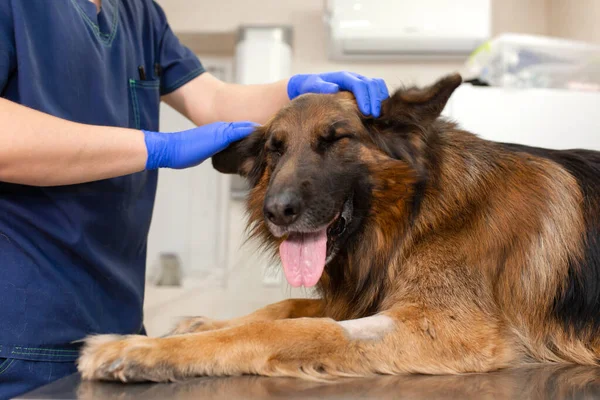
[162,73,289,126]
[0,98,147,186]
[212,80,289,124]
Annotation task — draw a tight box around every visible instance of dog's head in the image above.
[212,74,462,288]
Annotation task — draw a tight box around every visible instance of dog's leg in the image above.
[167,299,324,335]
[78,306,516,382]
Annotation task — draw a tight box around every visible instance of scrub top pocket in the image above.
[128,79,160,131]
[0,358,16,375]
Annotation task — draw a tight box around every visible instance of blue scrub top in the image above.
[0,0,205,360]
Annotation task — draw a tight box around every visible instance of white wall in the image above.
[549,0,600,44]
[156,0,600,88]
[155,0,551,89]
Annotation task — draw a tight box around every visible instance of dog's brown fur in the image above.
[77,74,600,382]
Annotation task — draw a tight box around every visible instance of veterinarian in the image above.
[0,0,388,398]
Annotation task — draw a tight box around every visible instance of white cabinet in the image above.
[444,84,600,151]
[146,57,234,282]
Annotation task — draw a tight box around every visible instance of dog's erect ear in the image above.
[365,74,461,182]
[380,73,462,125]
[211,127,266,184]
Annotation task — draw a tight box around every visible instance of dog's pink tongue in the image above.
[279,230,327,288]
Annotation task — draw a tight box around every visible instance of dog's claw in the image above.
[108,358,123,372]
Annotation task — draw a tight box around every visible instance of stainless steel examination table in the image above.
[15,365,600,400]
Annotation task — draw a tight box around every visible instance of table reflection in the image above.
[68,365,600,400]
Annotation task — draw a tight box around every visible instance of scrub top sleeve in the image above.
[151,1,205,96]
[0,1,16,94]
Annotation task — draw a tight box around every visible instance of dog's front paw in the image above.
[77,334,182,382]
[167,316,227,336]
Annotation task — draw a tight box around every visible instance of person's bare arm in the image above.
[0,97,147,186]
[162,73,289,126]
[163,71,390,127]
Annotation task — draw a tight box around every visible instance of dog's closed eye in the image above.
[321,133,355,143]
[318,125,356,152]
[267,138,285,157]
[317,135,350,154]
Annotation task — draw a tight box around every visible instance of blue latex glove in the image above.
[287,72,389,117]
[143,121,259,170]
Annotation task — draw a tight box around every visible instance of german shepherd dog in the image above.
[78,74,600,382]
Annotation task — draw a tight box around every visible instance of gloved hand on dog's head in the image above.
[287,72,389,117]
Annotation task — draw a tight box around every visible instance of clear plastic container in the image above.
[462,33,600,91]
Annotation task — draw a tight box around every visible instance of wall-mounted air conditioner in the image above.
[325,0,491,61]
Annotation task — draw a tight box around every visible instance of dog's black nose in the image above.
[264,190,303,226]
